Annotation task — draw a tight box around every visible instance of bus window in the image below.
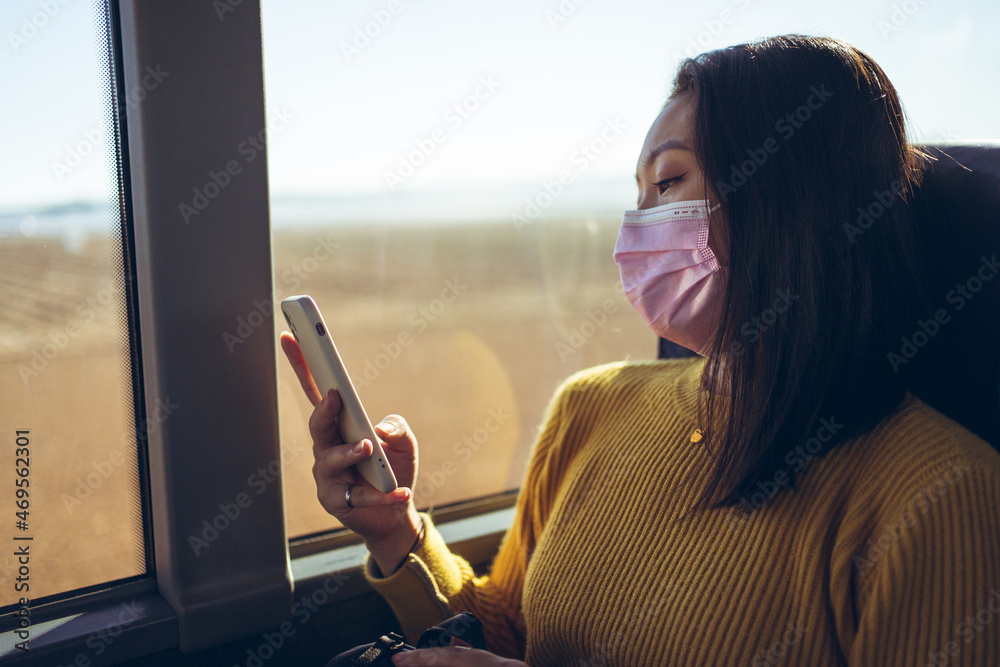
[0,0,148,608]
[260,1,652,539]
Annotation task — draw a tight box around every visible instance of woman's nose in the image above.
[636,190,658,210]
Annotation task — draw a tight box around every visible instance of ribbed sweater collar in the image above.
[670,355,732,419]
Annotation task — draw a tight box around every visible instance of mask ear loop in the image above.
[697,204,722,270]
[703,201,725,269]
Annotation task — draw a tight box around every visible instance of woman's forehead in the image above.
[642,95,694,158]
[639,95,695,169]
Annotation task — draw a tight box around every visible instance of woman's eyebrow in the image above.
[635,139,691,184]
[641,138,692,169]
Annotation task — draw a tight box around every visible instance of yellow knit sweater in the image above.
[364,357,1000,665]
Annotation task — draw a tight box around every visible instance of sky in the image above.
[1,0,998,217]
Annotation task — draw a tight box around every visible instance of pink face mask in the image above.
[613,199,726,356]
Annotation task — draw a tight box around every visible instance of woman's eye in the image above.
[655,176,682,194]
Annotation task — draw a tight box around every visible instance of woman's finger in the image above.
[337,480,411,510]
[280,331,323,406]
[373,414,415,451]
[313,438,372,479]
[309,389,343,451]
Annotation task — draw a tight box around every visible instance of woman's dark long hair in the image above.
[674,35,933,512]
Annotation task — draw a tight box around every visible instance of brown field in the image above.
[0,217,654,607]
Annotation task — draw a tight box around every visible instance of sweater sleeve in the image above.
[849,455,1000,665]
[363,376,574,658]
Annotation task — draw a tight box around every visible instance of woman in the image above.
[282,35,1000,665]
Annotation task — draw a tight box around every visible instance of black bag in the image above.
[324,612,488,666]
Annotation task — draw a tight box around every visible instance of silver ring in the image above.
[345,484,355,508]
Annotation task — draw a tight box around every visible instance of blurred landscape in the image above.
[0,213,653,607]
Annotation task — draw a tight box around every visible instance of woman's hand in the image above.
[391,646,526,666]
[280,332,420,552]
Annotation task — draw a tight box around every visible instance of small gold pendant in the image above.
[690,428,703,444]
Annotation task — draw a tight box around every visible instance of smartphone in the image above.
[280,295,398,494]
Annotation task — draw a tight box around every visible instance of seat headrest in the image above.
[899,143,1000,446]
